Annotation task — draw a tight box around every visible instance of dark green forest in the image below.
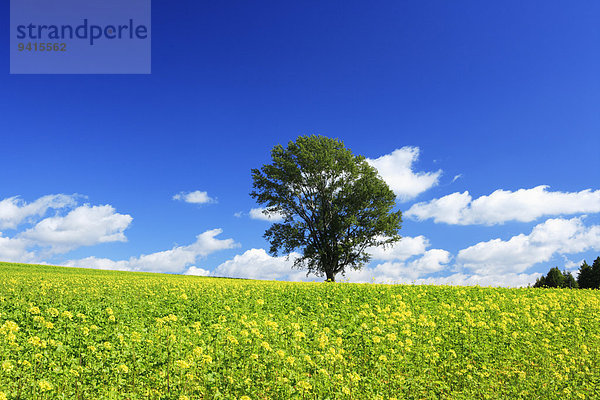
[534,256,600,289]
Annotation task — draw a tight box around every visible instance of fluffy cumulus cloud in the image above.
[207,244,550,287]
[562,258,585,273]
[20,205,132,253]
[208,235,451,283]
[62,256,131,271]
[457,217,600,275]
[66,229,238,274]
[205,219,600,287]
[348,235,452,283]
[345,249,451,283]
[211,249,309,281]
[367,235,429,261]
[0,194,78,229]
[0,194,134,263]
[366,147,441,201]
[406,186,600,225]
[184,266,211,276]
[0,234,36,263]
[173,190,216,204]
[406,272,541,288]
[249,207,285,222]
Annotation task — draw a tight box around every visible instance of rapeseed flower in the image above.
[38,380,53,391]
[1,360,13,372]
[117,364,129,374]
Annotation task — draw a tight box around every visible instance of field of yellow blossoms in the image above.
[0,262,599,399]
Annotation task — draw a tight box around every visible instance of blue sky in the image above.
[1,1,599,286]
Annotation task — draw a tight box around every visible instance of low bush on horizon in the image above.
[0,262,599,399]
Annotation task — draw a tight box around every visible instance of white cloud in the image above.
[207,217,598,287]
[173,191,216,204]
[360,235,451,282]
[562,258,584,273]
[345,249,451,283]
[209,245,544,287]
[63,256,131,271]
[212,248,309,281]
[406,186,600,225]
[208,236,443,284]
[211,242,451,284]
[0,194,78,229]
[184,266,211,276]
[367,235,429,261]
[366,147,441,201]
[407,191,471,224]
[249,207,285,222]
[65,229,238,274]
[457,217,600,275]
[0,233,36,263]
[0,195,135,262]
[409,272,541,288]
[197,232,565,287]
[20,205,133,253]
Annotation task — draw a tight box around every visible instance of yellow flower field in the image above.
[0,262,599,399]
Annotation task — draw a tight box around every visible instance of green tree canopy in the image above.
[577,261,594,289]
[534,267,578,289]
[563,271,578,289]
[251,135,402,282]
[591,257,600,289]
[546,267,565,288]
[533,275,546,288]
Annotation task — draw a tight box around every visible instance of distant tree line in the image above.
[533,257,600,289]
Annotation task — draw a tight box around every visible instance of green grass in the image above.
[0,261,599,399]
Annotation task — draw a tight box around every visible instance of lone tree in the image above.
[251,135,402,282]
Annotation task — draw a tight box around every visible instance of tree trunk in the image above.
[325,270,336,282]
